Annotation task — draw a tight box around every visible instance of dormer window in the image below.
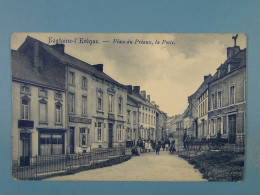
[228,64,231,73]
[218,70,221,78]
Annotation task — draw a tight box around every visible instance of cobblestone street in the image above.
[47,151,207,181]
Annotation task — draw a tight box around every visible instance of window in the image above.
[21,97,30,120]
[142,113,144,123]
[108,94,113,113]
[118,96,123,115]
[228,64,231,73]
[145,114,147,124]
[68,93,75,113]
[133,111,137,124]
[39,99,47,124]
[82,76,87,89]
[217,118,221,134]
[21,84,30,95]
[230,85,235,105]
[39,133,64,155]
[211,93,215,110]
[211,119,215,135]
[139,112,141,122]
[55,102,62,124]
[127,110,130,123]
[148,115,150,124]
[97,90,103,111]
[223,116,227,134]
[55,91,62,100]
[82,96,87,115]
[68,71,75,85]
[217,91,222,108]
[80,128,86,146]
[39,88,47,98]
[97,122,102,141]
[117,124,123,141]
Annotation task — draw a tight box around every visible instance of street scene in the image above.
[11,33,246,181]
[47,151,206,181]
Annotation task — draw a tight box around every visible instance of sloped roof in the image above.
[11,50,66,89]
[128,93,156,108]
[211,48,246,82]
[17,36,125,88]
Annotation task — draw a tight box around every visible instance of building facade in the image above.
[208,44,246,144]
[12,37,67,166]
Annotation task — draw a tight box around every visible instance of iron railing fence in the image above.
[12,146,131,180]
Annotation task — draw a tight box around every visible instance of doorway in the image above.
[69,127,75,154]
[108,123,113,148]
[20,133,31,166]
[228,114,236,144]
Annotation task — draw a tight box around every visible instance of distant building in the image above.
[126,86,157,141]
[126,86,139,145]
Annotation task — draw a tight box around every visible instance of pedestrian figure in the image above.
[155,143,160,155]
[162,142,165,151]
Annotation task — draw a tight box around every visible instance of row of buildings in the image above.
[12,36,167,166]
[167,35,246,148]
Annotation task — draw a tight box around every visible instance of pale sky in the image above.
[11,33,246,116]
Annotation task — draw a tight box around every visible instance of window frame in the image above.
[97,89,103,112]
[68,71,75,86]
[229,85,235,105]
[39,98,48,125]
[38,88,48,98]
[68,92,75,114]
[21,96,30,120]
[81,76,87,90]
[55,102,62,125]
[217,90,222,108]
[82,95,87,116]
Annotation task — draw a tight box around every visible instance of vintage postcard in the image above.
[11,33,246,181]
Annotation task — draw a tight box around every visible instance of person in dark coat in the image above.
[155,143,160,155]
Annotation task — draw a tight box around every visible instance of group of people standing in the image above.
[155,140,176,155]
[131,138,176,156]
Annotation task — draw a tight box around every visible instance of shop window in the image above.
[80,128,87,146]
[39,133,64,155]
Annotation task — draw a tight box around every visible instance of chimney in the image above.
[147,95,150,102]
[141,90,146,99]
[51,43,65,54]
[227,46,240,59]
[33,41,41,74]
[93,64,103,72]
[133,86,140,94]
[126,85,133,94]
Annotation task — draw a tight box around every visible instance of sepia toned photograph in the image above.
[11,33,246,181]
